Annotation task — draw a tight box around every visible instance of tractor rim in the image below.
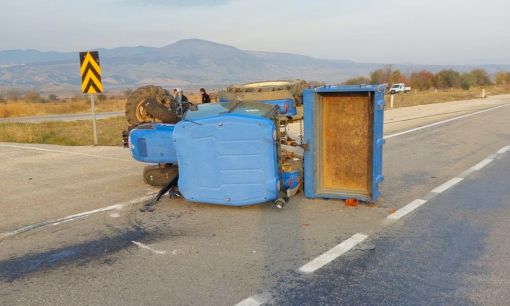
[135,99,151,122]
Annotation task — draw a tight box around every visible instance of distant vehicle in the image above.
[389,83,411,94]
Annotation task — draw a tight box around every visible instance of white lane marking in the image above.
[298,233,368,274]
[235,297,263,306]
[431,177,464,194]
[387,199,427,221]
[131,241,167,255]
[384,103,510,139]
[0,194,155,240]
[459,168,476,178]
[497,146,510,154]
[471,158,494,171]
[235,294,271,306]
[0,143,131,162]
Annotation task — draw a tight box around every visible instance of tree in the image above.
[410,70,434,90]
[495,71,510,86]
[48,94,58,101]
[460,73,472,90]
[369,69,386,84]
[369,65,394,85]
[434,69,461,89]
[390,69,409,84]
[343,76,370,85]
[468,69,492,86]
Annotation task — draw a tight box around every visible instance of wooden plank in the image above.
[319,92,373,195]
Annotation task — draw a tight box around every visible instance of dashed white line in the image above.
[496,146,510,154]
[384,103,510,139]
[387,199,427,221]
[298,233,368,274]
[471,158,494,171]
[235,295,267,306]
[235,297,263,306]
[0,143,131,162]
[131,241,167,255]
[431,177,463,194]
[235,293,271,306]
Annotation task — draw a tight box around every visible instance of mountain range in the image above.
[1,39,509,93]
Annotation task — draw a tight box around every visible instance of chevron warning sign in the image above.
[79,51,103,94]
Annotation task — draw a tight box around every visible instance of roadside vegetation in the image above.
[0,92,125,118]
[344,66,510,108]
[0,89,207,118]
[1,70,510,146]
[0,117,126,146]
[344,66,510,90]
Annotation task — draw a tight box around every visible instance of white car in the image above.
[389,83,411,94]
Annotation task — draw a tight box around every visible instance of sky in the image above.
[0,0,509,65]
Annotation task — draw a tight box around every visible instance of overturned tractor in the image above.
[123,80,308,187]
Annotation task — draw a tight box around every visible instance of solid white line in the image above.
[0,194,155,240]
[298,233,368,274]
[497,146,510,154]
[459,168,476,178]
[131,241,167,255]
[387,199,427,221]
[471,158,494,171]
[0,143,131,162]
[384,103,510,139]
[431,177,463,194]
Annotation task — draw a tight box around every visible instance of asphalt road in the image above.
[0,95,509,305]
[268,153,510,306]
[0,111,124,123]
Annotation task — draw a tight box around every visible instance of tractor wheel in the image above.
[125,85,173,125]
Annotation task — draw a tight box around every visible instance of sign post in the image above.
[90,94,98,145]
[79,51,103,145]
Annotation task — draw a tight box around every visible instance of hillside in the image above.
[1,39,509,92]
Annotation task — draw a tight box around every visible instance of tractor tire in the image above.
[125,85,173,126]
[143,97,179,124]
[220,80,308,106]
[143,164,179,187]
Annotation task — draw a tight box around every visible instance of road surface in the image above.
[0,95,509,305]
[268,152,510,306]
[0,111,123,123]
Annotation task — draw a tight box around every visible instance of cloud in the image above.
[118,0,229,7]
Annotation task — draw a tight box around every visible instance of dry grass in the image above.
[0,117,127,146]
[1,86,509,147]
[0,93,216,118]
[387,86,510,108]
[0,99,125,118]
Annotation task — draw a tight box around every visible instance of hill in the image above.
[1,39,509,92]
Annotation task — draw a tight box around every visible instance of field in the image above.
[0,99,126,118]
[0,117,126,146]
[1,87,509,146]
[0,93,206,118]
[387,86,510,108]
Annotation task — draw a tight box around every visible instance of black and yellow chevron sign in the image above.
[79,51,103,94]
